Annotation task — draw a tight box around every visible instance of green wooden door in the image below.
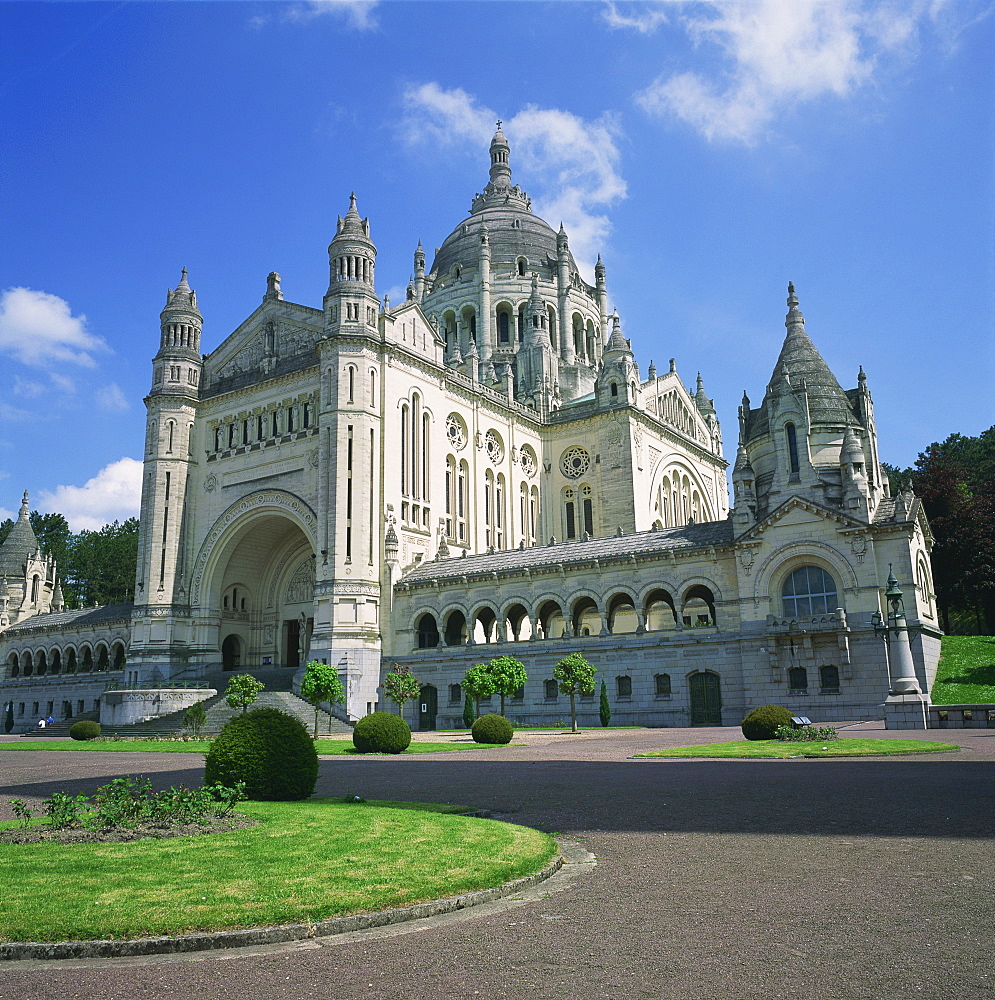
[418,684,438,731]
[689,671,722,726]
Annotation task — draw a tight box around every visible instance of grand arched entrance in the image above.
[197,500,317,672]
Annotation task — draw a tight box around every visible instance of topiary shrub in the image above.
[352,711,412,754]
[204,707,317,800]
[69,720,101,741]
[471,713,514,745]
[741,704,794,741]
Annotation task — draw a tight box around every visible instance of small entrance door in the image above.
[418,684,438,731]
[222,634,241,671]
[285,619,300,669]
[689,671,722,725]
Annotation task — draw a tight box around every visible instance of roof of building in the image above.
[4,603,134,636]
[429,128,580,278]
[400,520,735,586]
[746,284,855,442]
[0,492,41,579]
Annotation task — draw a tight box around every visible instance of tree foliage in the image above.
[300,660,346,736]
[888,426,995,634]
[478,655,528,715]
[224,674,265,714]
[462,662,496,715]
[554,653,597,733]
[381,664,420,716]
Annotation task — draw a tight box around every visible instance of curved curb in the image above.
[0,852,567,962]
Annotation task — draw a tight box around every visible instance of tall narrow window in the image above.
[446,457,456,539]
[287,407,295,433]
[786,423,800,476]
[242,419,248,445]
[411,394,421,499]
[457,460,468,543]
[422,412,430,502]
[348,367,355,403]
[530,486,539,544]
[272,410,279,437]
[303,402,310,428]
[582,484,594,536]
[257,414,264,440]
[564,489,576,540]
[166,421,174,454]
[499,312,510,343]
[345,426,353,562]
[484,470,494,547]
[495,474,505,548]
[369,368,376,407]
[400,404,409,495]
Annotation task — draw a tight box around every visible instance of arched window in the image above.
[495,473,505,548]
[786,423,800,476]
[416,614,440,649]
[400,404,409,496]
[544,679,558,700]
[782,566,838,618]
[369,368,376,407]
[582,484,594,537]
[449,683,462,704]
[457,460,469,543]
[616,675,632,698]
[498,311,510,343]
[655,673,672,697]
[484,469,495,547]
[788,666,808,692]
[563,488,576,540]
[517,258,526,277]
[820,665,840,691]
[445,456,457,539]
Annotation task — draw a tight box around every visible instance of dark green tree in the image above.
[599,679,611,727]
[479,655,528,715]
[554,653,597,733]
[4,702,13,734]
[68,518,140,606]
[299,659,346,737]
[462,693,475,729]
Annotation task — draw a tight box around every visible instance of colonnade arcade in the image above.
[413,583,718,650]
[438,302,602,366]
[5,640,127,679]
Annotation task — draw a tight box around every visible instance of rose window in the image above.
[446,413,467,451]
[561,446,590,479]
[485,430,504,464]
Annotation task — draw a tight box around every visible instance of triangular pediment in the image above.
[738,495,867,541]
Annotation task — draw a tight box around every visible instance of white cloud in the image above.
[96,383,129,412]
[283,0,379,30]
[632,0,939,144]
[38,457,143,532]
[12,376,45,399]
[602,1,673,34]
[0,287,107,368]
[401,84,627,275]
[0,507,16,523]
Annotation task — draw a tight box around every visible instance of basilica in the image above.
[1,128,940,730]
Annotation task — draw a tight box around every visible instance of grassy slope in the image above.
[931,636,995,705]
[635,738,959,759]
[0,799,556,942]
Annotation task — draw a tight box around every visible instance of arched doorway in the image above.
[689,671,722,726]
[201,504,316,671]
[222,634,241,671]
[418,684,438,731]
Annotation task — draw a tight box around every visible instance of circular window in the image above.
[485,430,504,464]
[561,446,590,479]
[520,445,537,478]
[446,413,467,451]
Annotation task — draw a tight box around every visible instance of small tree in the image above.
[184,700,207,736]
[554,653,597,733]
[381,665,420,718]
[462,692,475,729]
[224,674,264,714]
[300,659,347,737]
[599,679,611,728]
[481,655,528,715]
[4,702,14,734]
[463,662,496,718]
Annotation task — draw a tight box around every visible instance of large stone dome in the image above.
[428,126,578,277]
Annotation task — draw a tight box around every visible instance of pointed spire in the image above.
[18,491,29,521]
[694,373,715,415]
[606,312,628,352]
[177,266,190,290]
[163,267,201,316]
[648,360,657,380]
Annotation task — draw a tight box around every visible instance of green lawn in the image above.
[931,635,995,705]
[0,739,505,754]
[0,799,557,942]
[634,738,959,759]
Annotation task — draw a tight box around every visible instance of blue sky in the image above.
[1,0,992,529]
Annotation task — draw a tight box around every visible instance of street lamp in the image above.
[872,566,921,694]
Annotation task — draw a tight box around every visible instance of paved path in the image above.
[1,724,993,999]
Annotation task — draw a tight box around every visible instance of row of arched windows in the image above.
[414,586,718,649]
[209,395,316,455]
[444,672,673,706]
[438,302,601,363]
[6,641,127,679]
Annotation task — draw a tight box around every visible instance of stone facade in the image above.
[0,128,940,729]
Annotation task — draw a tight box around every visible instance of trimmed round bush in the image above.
[741,704,794,741]
[204,707,317,800]
[352,712,412,754]
[471,713,514,745]
[69,720,101,741]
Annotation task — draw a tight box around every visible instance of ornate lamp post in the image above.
[874,566,929,728]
